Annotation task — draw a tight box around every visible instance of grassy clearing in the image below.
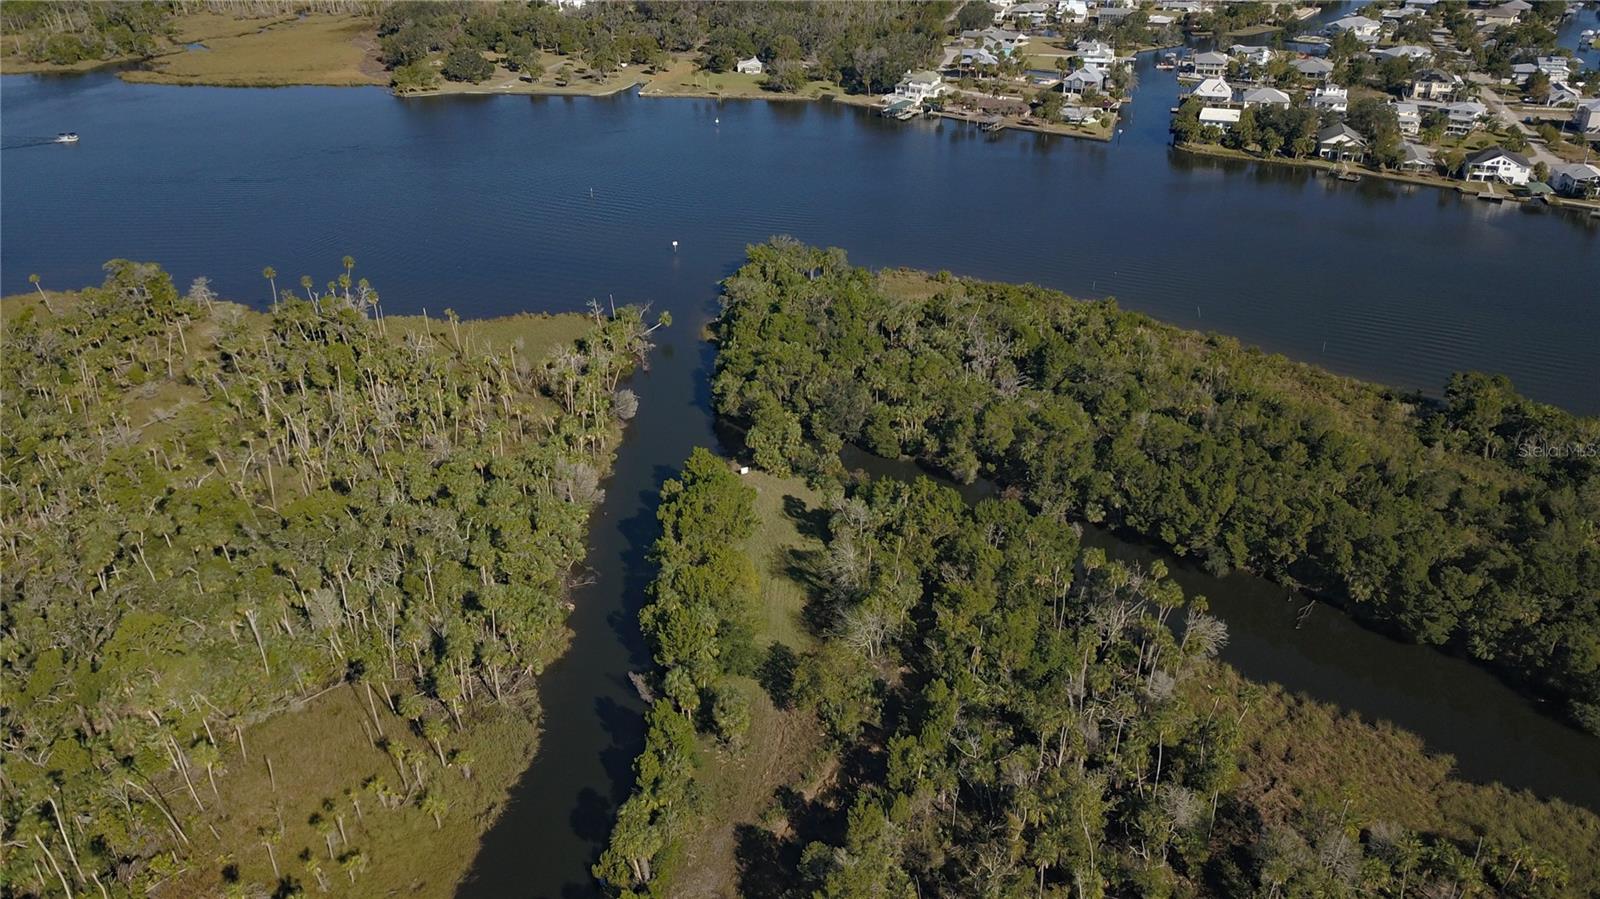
[160,684,542,898]
[1208,665,1600,886]
[639,57,841,101]
[123,14,383,87]
[662,465,830,897]
[387,311,594,362]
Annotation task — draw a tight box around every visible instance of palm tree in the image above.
[27,274,54,314]
[300,275,314,301]
[339,850,366,884]
[419,790,447,829]
[262,267,277,307]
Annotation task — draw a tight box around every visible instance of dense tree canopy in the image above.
[600,448,1579,896]
[711,240,1600,731]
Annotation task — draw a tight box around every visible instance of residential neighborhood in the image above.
[1167,0,1600,204]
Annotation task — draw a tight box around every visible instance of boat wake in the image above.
[2,136,71,150]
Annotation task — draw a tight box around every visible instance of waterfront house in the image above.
[1574,98,1600,136]
[1059,0,1089,21]
[1311,85,1350,113]
[1293,56,1334,83]
[735,57,764,75]
[1241,86,1291,108]
[1147,13,1177,27]
[1408,69,1460,101]
[1397,141,1434,172]
[894,70,947,104]
[1549,162,1600,198]
[1392,101,1421,135]
[1316,123,1366,161]
[1189,77,1233,104]
[1463,147,1531,185]
[1537,57,1571,77]
[1445,100,1487,136]
[1075,39,1117,70]
[1200,107,1242,130]
[1328,15,1381,43]
[1191,51,1230,78]
[1061,105,1102,125]
[1064,66,1108,95]
[1229,45,1275,68]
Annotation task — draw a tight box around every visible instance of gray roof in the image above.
[1317,123,1365,144]
[1294,57,1334,73]
[1194,51,1229,65]
[1399,142,1433,165]
[1242,86,1290,104]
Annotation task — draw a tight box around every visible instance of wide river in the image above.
[3,20,1597,897]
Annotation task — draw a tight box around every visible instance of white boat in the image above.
[54,132,79,143]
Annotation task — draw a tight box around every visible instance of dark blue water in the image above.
[3,66,1597,415]
[4,33,1600,897]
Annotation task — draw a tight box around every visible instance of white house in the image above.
[1229,44,1274,67]
[1397,141,1434,172]
[1445,100,1487,136]
[1536,57,1571,79]
[1189,76,1233,104]
[1464,147,1532,185]
[1311,85,1350,113]
[893,70,946,104]
[1550,162,1600,198]
[962,27,1026,56]
[1075,39,1117,70]
[1191,51,1229,78]
[1574,98,1600,136]
[1316,123,1366,160]
[1199,107,1243,130]
[1240,86,1291,108]
[735,57,764,75]
[1392,101,1421,135]
[1058,0,1089,20]
[1328,15,1381,42]
[1408,69,1460,101]
[1008,1,1053,26]
[1545,82,1582,108]
[1373,44,1432,62]
[961,47,1001,67]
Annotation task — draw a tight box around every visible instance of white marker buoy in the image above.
[672,240,679,252]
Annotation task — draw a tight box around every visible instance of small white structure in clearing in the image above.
[735,57,764,75]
